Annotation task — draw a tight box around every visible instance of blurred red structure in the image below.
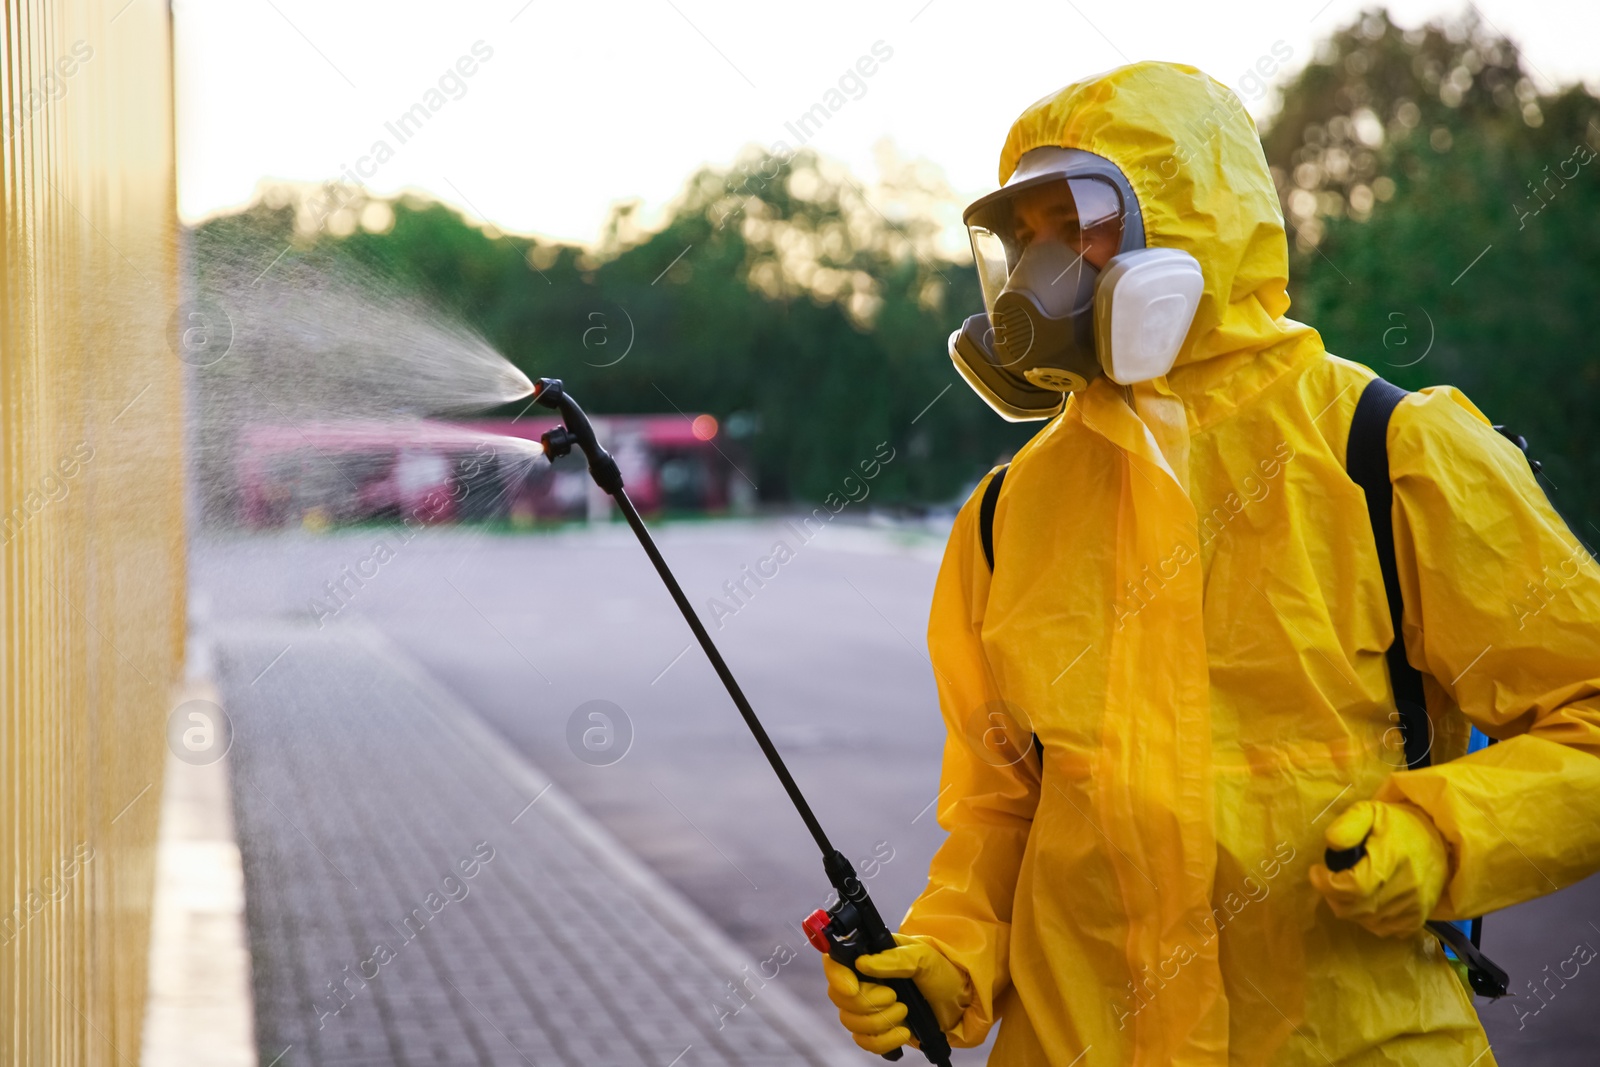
[235,416,734,528]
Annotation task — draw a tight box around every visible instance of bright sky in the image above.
[174,0,1596,246]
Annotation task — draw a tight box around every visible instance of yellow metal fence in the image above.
[1,0,182,1062]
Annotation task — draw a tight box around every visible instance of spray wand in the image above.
[532,378,954,1067]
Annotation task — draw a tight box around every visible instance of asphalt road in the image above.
[193,519,1600,1064]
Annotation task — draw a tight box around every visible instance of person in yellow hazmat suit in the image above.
[822,61,1600,1065]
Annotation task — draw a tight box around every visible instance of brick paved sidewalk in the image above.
[211,620,858,1067]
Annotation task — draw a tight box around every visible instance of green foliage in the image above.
[1265,7,1600,535]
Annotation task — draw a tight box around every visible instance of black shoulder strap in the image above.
[979,465,1009,572]
[979,466,1043,763]
[1349,376,1511,978]
[1347,377,1432,771]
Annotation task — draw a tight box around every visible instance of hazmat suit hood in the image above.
[1000,61,1318,389]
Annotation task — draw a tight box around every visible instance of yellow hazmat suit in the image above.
[897,62,1600,1065]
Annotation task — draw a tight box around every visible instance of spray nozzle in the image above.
[531,377,565,408]
[528,379,624,493]
[540,425,578,459]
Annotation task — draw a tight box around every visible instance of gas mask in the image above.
[950,147,1205,421]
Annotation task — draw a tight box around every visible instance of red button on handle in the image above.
[803,908,832,953]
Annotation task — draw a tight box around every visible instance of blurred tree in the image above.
[1262,7,1600,536]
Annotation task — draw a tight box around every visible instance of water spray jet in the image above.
[189,240,540,527]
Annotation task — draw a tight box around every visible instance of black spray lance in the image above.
[532,378,953,1066]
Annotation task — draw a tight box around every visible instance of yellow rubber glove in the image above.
[1309,800,1451,938]
[822,934,971,1055]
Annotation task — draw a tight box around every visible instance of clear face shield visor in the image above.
[965,176,1127,322]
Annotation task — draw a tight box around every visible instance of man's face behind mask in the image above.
[1010,181,1122,271]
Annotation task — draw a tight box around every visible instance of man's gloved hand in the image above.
[1310,800,1451,938]
[823,934,970,1055]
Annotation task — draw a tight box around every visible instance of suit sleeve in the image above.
[897,470,1041,1047]
[1376,386,1600,919]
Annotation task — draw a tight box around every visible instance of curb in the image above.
[140,679,258,1067]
